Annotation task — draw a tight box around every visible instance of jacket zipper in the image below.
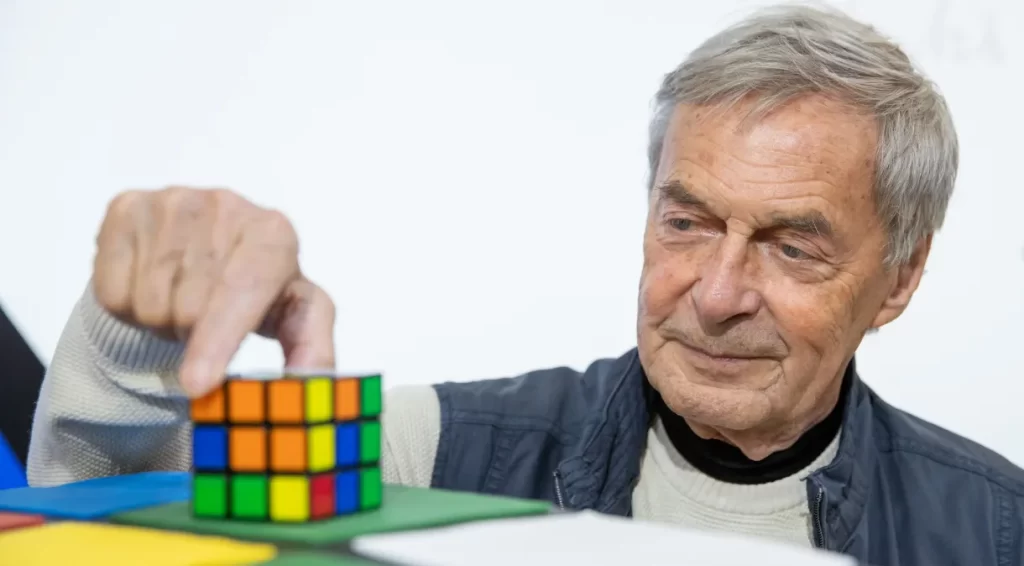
[552,470,566,510]
[811,483,826,549]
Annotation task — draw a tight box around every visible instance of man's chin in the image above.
[663,383,776,432]
[650,359,780,431]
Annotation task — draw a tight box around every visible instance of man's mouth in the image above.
[679,340,765,362]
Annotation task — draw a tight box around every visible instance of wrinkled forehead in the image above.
[653,97,883,233]
[662,97,878,181]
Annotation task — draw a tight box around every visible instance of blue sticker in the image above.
[335,470,359,513]
[192,425,227,471]
[335,423,359,467]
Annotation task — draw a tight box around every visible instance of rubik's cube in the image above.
[189,373,383,522]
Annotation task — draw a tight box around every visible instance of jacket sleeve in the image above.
[26,284,442,488]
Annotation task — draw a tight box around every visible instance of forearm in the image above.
[27,285,190,486]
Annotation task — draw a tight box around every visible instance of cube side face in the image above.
[190,373,384,523]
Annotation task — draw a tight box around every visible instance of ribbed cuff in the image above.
[79,284,186,373]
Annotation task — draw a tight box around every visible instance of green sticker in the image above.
[193,474,227,518]
[359,421,381,464]
[360,467,382,510]
[360,375,382,417]
[231,475,268,519]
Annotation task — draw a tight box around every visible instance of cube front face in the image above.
[190,373,383,522]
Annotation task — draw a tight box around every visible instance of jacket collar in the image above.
[555,348,875,537]
[807,358,875,551]
[554,349,651,513]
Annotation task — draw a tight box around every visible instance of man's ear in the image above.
[870,235,932,329]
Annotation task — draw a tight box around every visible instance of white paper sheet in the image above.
[351,511,858,566]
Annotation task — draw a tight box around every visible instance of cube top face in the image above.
[190,372,383,522]
[191,373,382,425]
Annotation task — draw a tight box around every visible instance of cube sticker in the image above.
[230,475,268,520]
[227,380,265,423]
[192,474,227,518]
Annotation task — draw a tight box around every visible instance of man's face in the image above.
[638,95,927,455]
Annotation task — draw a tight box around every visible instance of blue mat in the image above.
[0,471,190,518]
[0,433,27,490]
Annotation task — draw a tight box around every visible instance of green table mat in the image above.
[110,485,551,545]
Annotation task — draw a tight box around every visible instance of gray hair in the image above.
[648,4,958,265]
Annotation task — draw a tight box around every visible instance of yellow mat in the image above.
[0,522,277,566]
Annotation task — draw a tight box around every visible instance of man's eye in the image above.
[669,218,692,231]
[780,244,809,259]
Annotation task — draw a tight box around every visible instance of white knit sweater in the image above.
[27,287,839,548]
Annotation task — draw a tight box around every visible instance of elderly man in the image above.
[26,5,1024,565]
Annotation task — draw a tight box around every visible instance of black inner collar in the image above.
[654,364,852,485]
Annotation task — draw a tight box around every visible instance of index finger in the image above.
[179,212,300,397]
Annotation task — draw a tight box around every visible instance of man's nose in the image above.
[690,236,762,335]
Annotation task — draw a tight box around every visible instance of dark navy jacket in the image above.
[430,349,1024,566]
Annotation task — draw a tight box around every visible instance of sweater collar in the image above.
[555,348,874,541]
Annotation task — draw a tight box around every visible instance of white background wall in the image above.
[1,0,1021,461]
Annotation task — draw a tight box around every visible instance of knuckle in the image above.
[132,304,164,329]
[172,277,214,332]
[209,188,260,232]
[154,247,187,268]
[313,285,337,321]
[105,190,144,221]
[210,188,255,221]
[132,289,169,329]
[93,276,129,314]
[186,249,219,278]
[209,187,243,208]
[159,186,203,213]
[222,267,270,293]
[257,209,299,250]
[172,306,201,334]
[322,297,337,326]
[247,208,299,256]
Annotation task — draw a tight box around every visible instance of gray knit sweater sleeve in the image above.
[26,286,440,488]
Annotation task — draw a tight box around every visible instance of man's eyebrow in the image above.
[771,212,835,240]
[656,179,836,240]
[654,180,707,208]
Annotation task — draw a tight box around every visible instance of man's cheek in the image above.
[640,266,688,319]
[777,295,848,359]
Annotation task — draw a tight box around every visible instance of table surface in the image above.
[0,472,553,565]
